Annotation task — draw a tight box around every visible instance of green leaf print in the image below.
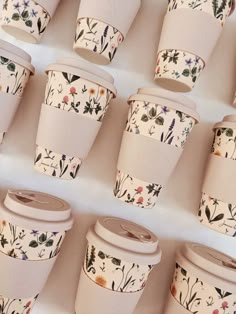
[98,251,106,259]
[39,233,47,243]
[7,63,15,72]
[141,114,149,122]
[12,13,20,21]
[0,57,9,64]
[29,240,38,248]
[45,239,54,247]
[226,128,233,137]
[112,258,121,266]
[182,69,190,77]
[21,10,29,19]
[25,20,33,27]
[156,116,164,125]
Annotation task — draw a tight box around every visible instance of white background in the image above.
[0,0,236,313]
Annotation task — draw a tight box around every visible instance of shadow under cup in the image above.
[114,88,199,209]
[34,58,116,180]
[0,189,73,314]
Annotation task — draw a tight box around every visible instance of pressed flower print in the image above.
[170,262,236,313]
[34,147,82,180]
[74,18,124,63]
[155,50,205,91]
[0,294,38,314]
[84,243,153,293]
[0,219,66,260]
[199,127,236,236]
[167,0,232,25]
[0,55,30,96]
[2,0,51,42]
[126,100,196,148]
[114,170,162,209]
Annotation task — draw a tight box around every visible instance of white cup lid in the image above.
[182,243,236,283]
[4,189,71,222]
[94,217,159,254]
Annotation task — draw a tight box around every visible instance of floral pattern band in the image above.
[167,0,233,25]
[0,55,30,97]
[114,100,195,208]
[74,18,124,63]
[34,70,113,179]
[84,243,153,293]
[170,262,236,313]
[199,127,236,236]
[155,50,205,91]
[0,294,38,314]
[0,219,66,261]
[2,0,51,42]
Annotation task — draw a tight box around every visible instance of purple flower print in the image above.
[185,58,193,66]
[13,2,21,9]
[31,9,38,17]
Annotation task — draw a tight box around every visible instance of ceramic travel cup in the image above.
[34,58,116,180]
[114,87,199,209]
[75,216,161,314]
[0,39,34,145]
[1,0,61,43]
[164,243,236,314]
[0,189,73,313]
[155,0,235,92]
[199,115,236,237]
[74,0,141,65]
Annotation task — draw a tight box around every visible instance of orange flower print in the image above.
[171,285,177,297]
[214,151,221,156]
[2,220,6,227]
[89,88,96,95]
[100,88,105,96]
[95,276,107,287]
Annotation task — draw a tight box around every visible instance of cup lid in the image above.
[182,243,236,283]
[87,217,162,264]
[46,58,117,97]
[0,190,73,232]
[213,115,236,131]
[0,39,34,74]
[128,87,200,122]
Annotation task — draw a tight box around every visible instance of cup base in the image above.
[155,77,192,93]
[73,46,110,66]
[1,25,38,44]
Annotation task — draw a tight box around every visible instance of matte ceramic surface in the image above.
[168,0,233,25]
[114,99,195,208]
[0,294,38,314]
[170,261,236,313]
[84,242,153,293]
[34,70,113,180]
[1,0,51,43]
[0,219,66,261]
[155,49,205,92]
[74,18,124,65]
[199,127,236,236]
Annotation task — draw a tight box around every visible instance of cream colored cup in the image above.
[155,0,235,92]
[34,58,116,180]
[75,216,161,314]
[164,243,236,314]
[1,0,61,43]
[0,39,34,144]
[199,115,236,237]
[74,0,141,65]
[0,189,73,314]
[114,87,199,209]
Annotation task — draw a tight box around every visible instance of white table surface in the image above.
[0,0,236,313]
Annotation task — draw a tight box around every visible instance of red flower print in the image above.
[171,285,177,297]
[213,310,219,314]
[25,301,31,307]
[136,186,143,193]
[117,34,123,44]
[63,96,69,103]
[141,281,146,289]
[137,197,144,204]
[222,301,228,309]
[26,309,31,314]
[2,220,6,227]
[156,59,160,65]
[70,87,76,95]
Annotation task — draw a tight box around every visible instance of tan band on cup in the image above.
[75,270,143,314]
[0,92,21,133]
[203,155,236,204]
[35,0,60,17]
[0,252,57,299]
[158,9,222,63]
[36,104,101,159]
[164,292,190,314]
[117,131,182,185]
[77,0,141,37]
